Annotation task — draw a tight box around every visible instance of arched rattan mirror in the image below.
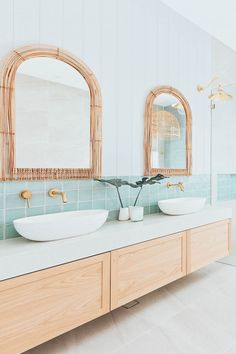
[0,45,102,180]
[144,85,192,176]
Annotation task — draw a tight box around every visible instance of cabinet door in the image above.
[0,253,110,354]
[111,232,186,310]
[187,220,231,273]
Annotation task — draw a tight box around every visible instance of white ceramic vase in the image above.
[118,207,130,221]
[129,206,144,222]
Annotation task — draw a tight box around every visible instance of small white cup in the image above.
[129,206,144,222]
[118,207,130,221]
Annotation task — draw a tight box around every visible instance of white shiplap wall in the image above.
[0,0,212,176]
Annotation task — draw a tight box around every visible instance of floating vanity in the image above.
[0,207,232,354]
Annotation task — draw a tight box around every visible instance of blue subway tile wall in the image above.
[217,174,236,201]
[0,175,210,240]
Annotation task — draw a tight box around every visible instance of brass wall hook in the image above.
[20,190,33,208]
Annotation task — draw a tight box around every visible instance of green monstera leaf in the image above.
[95,178,138,189]
[133,174,167,206]
[135,174,166,187]
[94,174,166,209]
[94,178,138,208]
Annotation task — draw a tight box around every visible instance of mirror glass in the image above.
[151,93,186,169]
[15,57,90,168]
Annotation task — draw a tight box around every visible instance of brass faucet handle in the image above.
[48,188,60,198]
[20,190,33,208]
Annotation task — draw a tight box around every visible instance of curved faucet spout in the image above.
[166,182,185,192]
[48,188,68,203]
[60,191,68,203]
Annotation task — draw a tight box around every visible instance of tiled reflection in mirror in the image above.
[0,175,210,239]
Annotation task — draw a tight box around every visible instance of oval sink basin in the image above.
[13,209,109,241]
[158,197,206,216]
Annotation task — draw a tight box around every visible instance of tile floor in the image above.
[26,262,236,354]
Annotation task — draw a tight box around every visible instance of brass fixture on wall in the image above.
[197,76,234,205]
[197,76,220,93]
[166,182,184,192]
[48,188,68,203]
[208,85,233,103]
[197,77,233,109]
[20,190,33,208]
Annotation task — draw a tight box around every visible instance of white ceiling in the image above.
[160,0,236,52]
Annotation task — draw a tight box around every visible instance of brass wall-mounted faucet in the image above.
[20,190,33,208]
[166,182,184,192]
[48,188,68,203]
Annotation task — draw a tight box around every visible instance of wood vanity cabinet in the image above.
[0,219,232,353]
[0,253,110,354]
[110,232,187,309]
[187,219,231,273]
[110,220,232,309]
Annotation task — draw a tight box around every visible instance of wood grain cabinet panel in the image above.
[0,219,232,353]
[187,220,232,273]
[111,232,186,310]
[0,253,110,354]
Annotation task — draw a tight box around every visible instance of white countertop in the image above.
[0,207,232,281]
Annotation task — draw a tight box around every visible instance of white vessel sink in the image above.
[158,197,206,216]
[13,210,109,242]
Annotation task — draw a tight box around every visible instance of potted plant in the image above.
[129,174,166,221]
[94,178,138,221]
[95,174,166,222]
